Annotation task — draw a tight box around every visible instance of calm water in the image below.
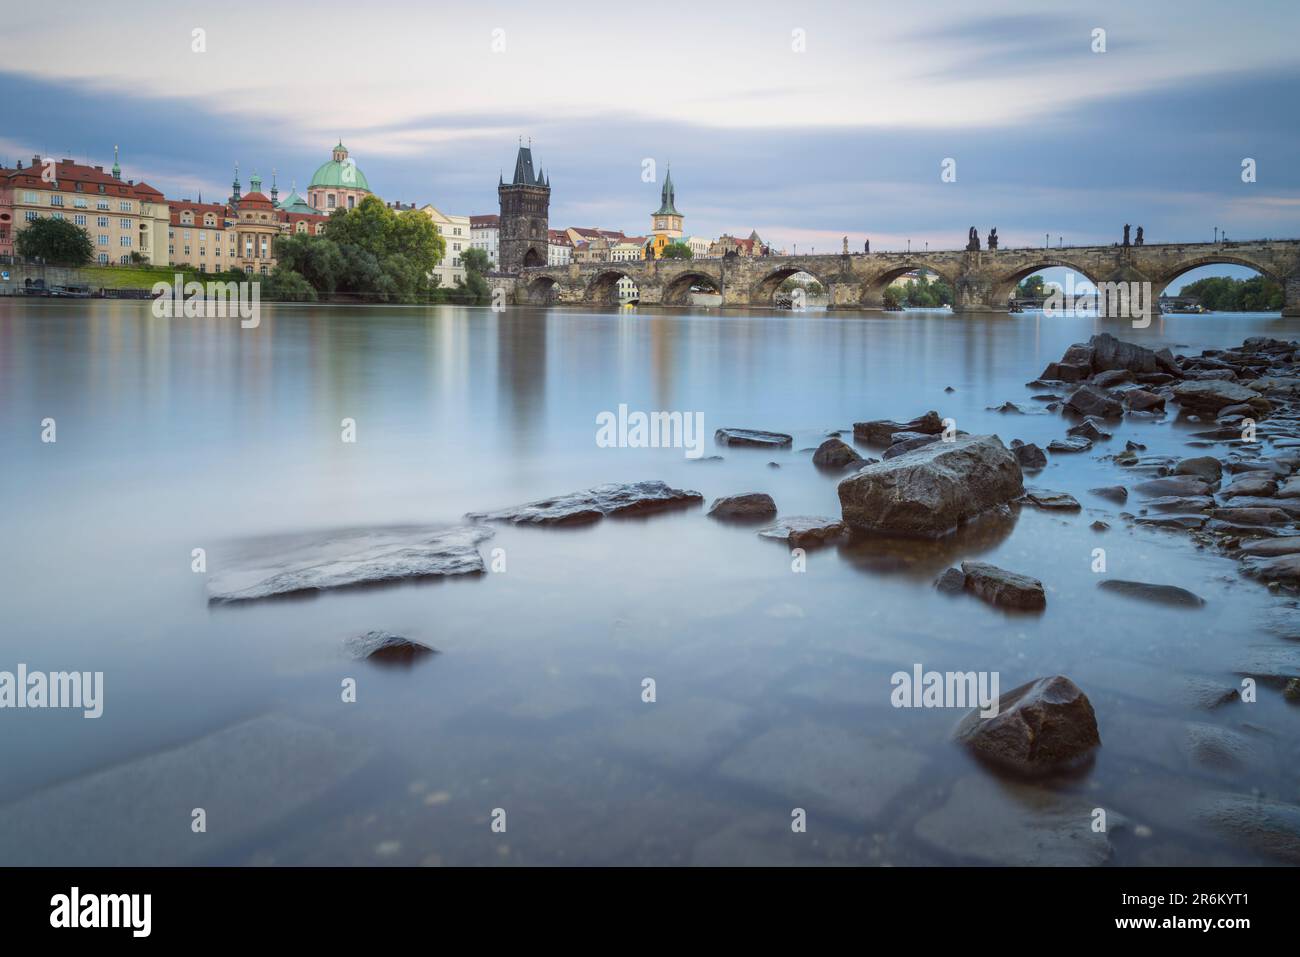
[1,299,1298,865]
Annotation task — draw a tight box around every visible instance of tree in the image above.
[1179,274,1283,311]
[1015,274,1047,299]
[263,266,318,302]
[15,218,94,265]
[660,242,692,260]
[449,247,493,304]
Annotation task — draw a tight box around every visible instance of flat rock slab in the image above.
[1195,794,1300,864]
[914,773,1114,866]
[714,428,793,448]
[852,411,943,446]
[1240,553,1300,584]
[1210,507,1292,526]
[961,561,1047,610]
[1048,436,1092,453]
[1097,579,1206,607]
[1024,488,1081,511]
[1239,536,1300,557]
[468,481,702,526]
[0,714,371,865]
[1089,485,1128,504]
[207,525,493,603]
[757,516,848,548]
[717,720,928,825]
[1134,476,1213,498]
[1174,379,1263,414]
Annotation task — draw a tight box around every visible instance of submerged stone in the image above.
[467,481,703,526]
[954,675,1099,777]
[714,427,793,448]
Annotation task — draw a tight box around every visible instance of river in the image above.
[0,298,1297,865]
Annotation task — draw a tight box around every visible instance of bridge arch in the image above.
[1150,254,1285,292]
[860,261,959,308]
[661,270,722,306]
[988,258,1106,308]
[523,275,560,304]
[751,264,834,306]
[585,268,639,304]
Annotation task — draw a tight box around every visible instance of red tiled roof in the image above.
[547,230,572,245]
[3,158,158,202]
[237,191,274,209]
[471,214,499,227]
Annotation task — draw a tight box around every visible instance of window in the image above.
[49,195,64,206]
[25,211,39,222]
[22,191,38,203]
[98,217,109,228]
[260,265,268,275]
[98,235,109,245]
[119,254,130,264]
[119,201,133,212]
[199,231,207,241]
[120,236,132,247]
[168,245,174,256]
[51,212,64,220]
[347,196,355,209]
[97,200,109,210]
[184,246,191,256]
[327,194,336,208]
[120,219,131,229]
[73,198,87,208]
[183,230,191,241]
[74,214,87,226]
[199,247,205,257]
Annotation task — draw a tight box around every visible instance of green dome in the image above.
[309,143,371,192]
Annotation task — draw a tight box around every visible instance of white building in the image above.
[610,237,646,262]
[547,229,572,266]
[471,214,499,269]
[418,205,472,288]
[685,235,712,259]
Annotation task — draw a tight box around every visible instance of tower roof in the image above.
[511,145,545,187]
[654,166,680,216]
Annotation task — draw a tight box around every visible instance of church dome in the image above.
[310,142,371,192]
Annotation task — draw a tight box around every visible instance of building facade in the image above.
[498,144,550,272]
[547,229,572,266]
[417,205,472,288]
[471,214,499,268]
[647,166,683,259]
[1,150,170,264]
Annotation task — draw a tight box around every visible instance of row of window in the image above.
[26,191,133,212]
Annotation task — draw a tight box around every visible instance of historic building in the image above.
[0,148,169,264]
[471,214,500,268]
[646,166,684,259]
[308,141,372,214]
[497,144,550,272]
[708,230,770,258]
[415,205,472,288]
[547,229,572,266]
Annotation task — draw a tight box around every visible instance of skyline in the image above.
[3,1,1298,257]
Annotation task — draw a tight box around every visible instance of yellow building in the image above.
[1,147,169,265]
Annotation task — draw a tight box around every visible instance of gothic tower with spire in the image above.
[497,142,550,273]
[650,165,683,240]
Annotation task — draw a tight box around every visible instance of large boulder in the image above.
[811,437,865,470]
[954,675,1100,777]
[838,434,1023,537]
[1089,332,1180,376]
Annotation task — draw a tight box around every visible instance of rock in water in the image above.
[837,434,1023,537]
[1067,419,1110,442]
[707,492,777,521]
[346,631,436,664]
[934,567,967,594]
[1174,456,1223,483]
[852,410,944,445]
[714,427,793,448]
[1023,489,1081,511]
[467,481,703,526]
[954,675,1100,777]
[811,437,865,470]
[1089,332,1180,376]
[206,525,494,603]
[1011,441,1047,470]
[1089,485,1128,504]
[1048,436,1092,453]
[961,561,1047,610]
[1173,379,1264,415]
[756,516,848,548]
[1097,579,1206,607]
[1065,384,1123,419]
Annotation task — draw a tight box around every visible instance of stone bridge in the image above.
[513,240,1300,316]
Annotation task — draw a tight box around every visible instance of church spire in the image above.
[111,144,121,180]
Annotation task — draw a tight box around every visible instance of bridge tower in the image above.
[498,143,550,273]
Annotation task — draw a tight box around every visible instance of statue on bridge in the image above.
[1123,224,1131,247]
[987,228,999,250]
[843,236,849,255]
[1135,226,1144,246]
[864,239,870,253]
[966,227,980,251]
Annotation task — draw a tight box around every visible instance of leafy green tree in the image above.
[449,247,493,304]
[263,266,318,302]
[15,218,94,265]
[1179,275,1283,311]
[1015,274,1047,299]
[660,242,693,260]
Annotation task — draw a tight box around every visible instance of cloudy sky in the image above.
[4,0,1298,259]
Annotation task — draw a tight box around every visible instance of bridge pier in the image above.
[1285,276,1300,318]
[951,276,1007,315]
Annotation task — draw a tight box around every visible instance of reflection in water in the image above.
[1,299,1298,865]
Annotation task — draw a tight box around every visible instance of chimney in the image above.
[32,155,41,167]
